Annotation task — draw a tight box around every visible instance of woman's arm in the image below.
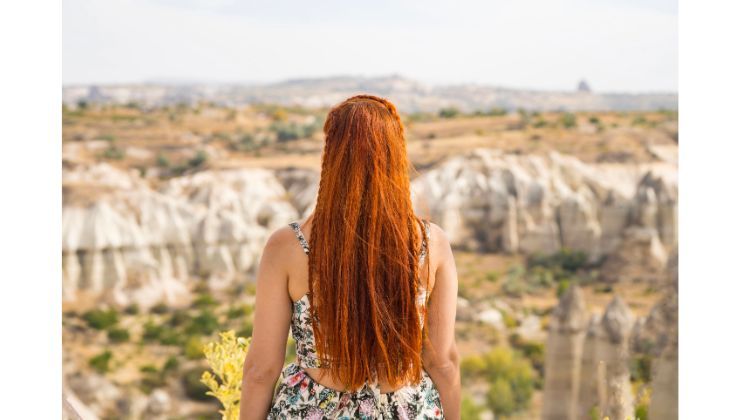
[239,229,293,420]
[422,224,461,420]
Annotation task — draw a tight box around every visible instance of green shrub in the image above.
[183,336,205,360]
[89,350,113,374]
[560,113,577,128]
[236,322,253,339]
[484,271,500,283]
[192,294,217,309]
[269,120,320,142]
[502,265,528,297]
[163,356,180,373]
[528,248,588,273]
[124,304,140,315]
[101,145,125,160]
[107,327,130,343]
[168,310,191,328]
[464,348,536,417]
[632,115,648,126]
[82,309,118,330]
[139,364,158,374]
[139,365,167,393]
[533,119,548,128]
[159,329,183,346]
[155,154,170,168]
[490,107,508,116]
[635,403,649,420]
[556,279,571,298]
[183,368,212,401]
[509,334,545,378]
[631,354,652,383]
[188,150,208,168]
[284,338,297,364]
[487,378,516,416]
[594,284,614,294]
[226,305,250,320]
[233,133,261,151]
[439,107,460,119]
[476,107,507,117]
[502,312,518,329]
[142,320,165,342]
[185,310,220,335]
[461,395,484,420]
[558,249,588,272]
[150,302,169,314]
[461,355,487,380]
[528,266,555,288]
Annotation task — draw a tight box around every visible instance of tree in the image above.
[439,107,460,119]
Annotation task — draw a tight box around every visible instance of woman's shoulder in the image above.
[424,221,450,247]
[419,220,453,266]
[262,223,304,257]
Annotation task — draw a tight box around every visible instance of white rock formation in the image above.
[63,149,677,307]
[649,252,678,420]
[411,149,677,263]
[578,315,604,419]
[63,164,299,308]
[475,308,505,330]
[601,227,668,284]
[145,389,171,418]
[542,285,588,420]
[598,296,635,420]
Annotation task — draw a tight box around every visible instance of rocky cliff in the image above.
[411,149,676,259]
[62,149,677,308]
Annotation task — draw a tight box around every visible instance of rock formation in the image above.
[542,285,588,420]
[597,296,635,420]
[601,227,668,284]
[62,163,298,308]
[411,149,677,263]
[63,149,678,308]
[544,290,679,420]
[578,315,604,419]
[649,252,678,420]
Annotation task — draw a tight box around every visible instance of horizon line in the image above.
[62,74,678,96]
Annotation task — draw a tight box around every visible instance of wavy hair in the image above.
[307,94,428,389]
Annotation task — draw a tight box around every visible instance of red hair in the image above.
[308,94,428,389]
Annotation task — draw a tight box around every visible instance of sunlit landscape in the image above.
[62,79,677,419]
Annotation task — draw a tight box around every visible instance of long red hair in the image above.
[308,94,428,389]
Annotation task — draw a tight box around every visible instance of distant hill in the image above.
[63,75,677,112]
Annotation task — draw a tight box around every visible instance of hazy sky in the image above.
[63,0,677,92]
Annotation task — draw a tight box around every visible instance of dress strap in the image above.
[419,219,431,265]
[288,222,310,255]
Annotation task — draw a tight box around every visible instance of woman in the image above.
[239,95,460,419]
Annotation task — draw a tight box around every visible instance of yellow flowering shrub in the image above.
[201,330,250,420]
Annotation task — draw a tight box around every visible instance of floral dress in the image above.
[267,221,444,419]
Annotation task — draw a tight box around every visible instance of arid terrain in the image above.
[62,99,677,419]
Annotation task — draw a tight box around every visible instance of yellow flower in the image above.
[201,330,251,420]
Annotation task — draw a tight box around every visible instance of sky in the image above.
[63,0,677,92]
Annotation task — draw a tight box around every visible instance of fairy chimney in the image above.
[577,315,605,419]
[597,296,635,420]
[649,251,678,420]
[542,285,588,420]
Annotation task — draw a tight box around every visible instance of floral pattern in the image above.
[268,363,444,419]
